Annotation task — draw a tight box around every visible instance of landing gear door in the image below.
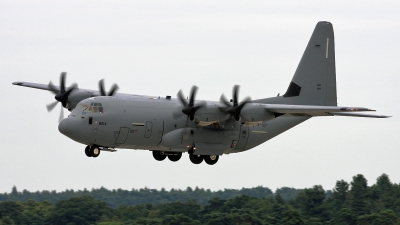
[115,127,130,144]
[235,125,249,150]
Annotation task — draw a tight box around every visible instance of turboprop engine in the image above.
[240,103,276,126]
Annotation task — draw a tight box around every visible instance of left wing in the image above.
[12,81,52,91]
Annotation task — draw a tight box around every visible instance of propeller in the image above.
[46,72,78,122]
[220,85,251,121]
[177,86,205,121]
[98,79,119,96]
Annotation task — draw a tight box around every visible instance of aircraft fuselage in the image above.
[59,96,309,156]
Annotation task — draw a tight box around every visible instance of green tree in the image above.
[201,197,226,214]
[203,209,263,225]
[329,208,357,225]
[0,201,23,224]
[331,180,349,211]
[356,209,396,225]
[0,216,16,225]
[158,200,201,220]
[162,214,201,225]
[46,196,112,225]
[295,185,326,219]
[349,174,369,216]
[281,207,304,225]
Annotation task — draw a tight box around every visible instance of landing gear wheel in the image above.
[204,155,219,165]
[85,146,92,157]
[168,152,182,162]
[153,151,167,161]
[189,154,203,164]
[90,146,100,158]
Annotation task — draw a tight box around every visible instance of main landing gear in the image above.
[85,145,100,158]
[151,151,219,165]
[152,151,182,162]
[189,154,219,165]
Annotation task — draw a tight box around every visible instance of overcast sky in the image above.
[1,1,399,194]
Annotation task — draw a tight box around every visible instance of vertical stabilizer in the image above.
[257,21,337,106]
[284,21,337,106]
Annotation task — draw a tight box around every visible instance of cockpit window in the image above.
[81,102,104,114]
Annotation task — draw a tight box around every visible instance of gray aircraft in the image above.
[13,21,389,165]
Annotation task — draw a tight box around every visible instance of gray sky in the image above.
[1,1,399,194]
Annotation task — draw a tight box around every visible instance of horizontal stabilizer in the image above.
[265,104,373,115]
[329,112,390,118]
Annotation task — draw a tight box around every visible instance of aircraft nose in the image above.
[58,117,77,138]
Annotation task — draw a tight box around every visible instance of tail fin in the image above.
[259,21,337,106]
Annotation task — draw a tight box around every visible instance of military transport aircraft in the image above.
[13,21,389,165]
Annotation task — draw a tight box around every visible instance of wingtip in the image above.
[12,82,23,85]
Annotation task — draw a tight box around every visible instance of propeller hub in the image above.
[55,93,65,102]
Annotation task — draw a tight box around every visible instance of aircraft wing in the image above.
[264,104,389,118]
[12,81,53,91]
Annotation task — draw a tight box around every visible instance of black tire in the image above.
[189,154,203,164]
[91,146,100,158]
[85,146,92,157]
[152,151,167,161]
[168,152,182,162]
[204,155,219,165]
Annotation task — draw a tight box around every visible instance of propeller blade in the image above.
[220,85,252,121]
[65,83,78,94]
[238,96,252,110]
[60,72,66,93]
[177,86,204,120]
[189,85,198,106]
[232,85,239,106]
[108,84,119,96]
[46,101,59,112]
[98,79,106,96]
[58,104,64,123]
[48,81,59,95]
[99,79,119,96]
[219,94,231,108]
[177,89,188,106]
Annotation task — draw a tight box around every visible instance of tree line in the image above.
[0,173,399,225]
[0,185,301,208]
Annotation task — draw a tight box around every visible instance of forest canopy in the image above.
[1,173,399,225]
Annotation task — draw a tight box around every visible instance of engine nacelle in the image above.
[194,104,230,126]
[240,104,275,126]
